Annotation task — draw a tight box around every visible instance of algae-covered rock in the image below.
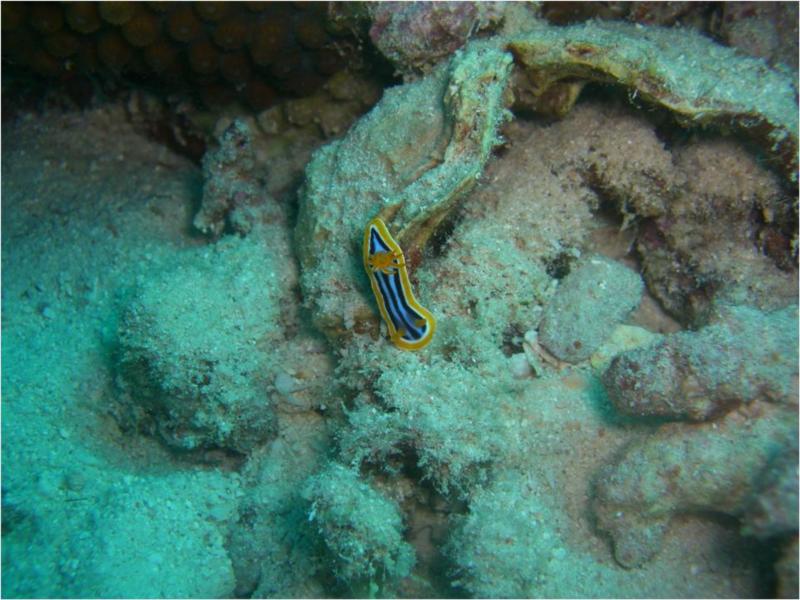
[228,421,329,598]
[368,2,507,76]
[303,463,415,589]
[776,536,799,599]
[295,41,512,343]
[636,139,796,324]
[193,118,267,237]
[338,358,514,495]
[116,228,290,453]
[603,305,799,421]
[508,21,798,178]
[539,255,643,363]
[741,441,799,540]
[447,471,559,598]
[593,403,797,568]
[297,19,796,348]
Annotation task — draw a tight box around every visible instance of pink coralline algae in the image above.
[369,2,501,75]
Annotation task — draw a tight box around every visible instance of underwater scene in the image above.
[2,2,798,598]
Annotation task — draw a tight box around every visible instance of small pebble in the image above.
[274,371,298,395]
[509,352,533,379]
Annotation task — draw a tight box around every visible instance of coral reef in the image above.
[338,357,524,495]
[297,20,797,348]
[3,10,798,600]
[253,68,383,200]
[603,305,798,421]
[538,255,643,363]
[3,2,363,109]
[775,536,799,599]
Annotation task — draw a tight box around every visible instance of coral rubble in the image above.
[539,255,643,363]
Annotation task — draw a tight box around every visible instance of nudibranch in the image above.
[363,217,436,350]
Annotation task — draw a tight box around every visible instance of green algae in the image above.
[303,463,415,588]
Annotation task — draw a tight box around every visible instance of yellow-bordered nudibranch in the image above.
[363,217,436,350]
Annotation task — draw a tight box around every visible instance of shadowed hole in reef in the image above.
[428,205,465,260]
[543,250,576,280]
[501,322,526,357]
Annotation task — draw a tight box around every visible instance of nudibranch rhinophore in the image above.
[363,217,436,350]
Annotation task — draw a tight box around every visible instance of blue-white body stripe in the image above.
[374,270,426,341]
[363,218,436,350]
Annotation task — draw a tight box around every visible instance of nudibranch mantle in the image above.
[363,217,436,350]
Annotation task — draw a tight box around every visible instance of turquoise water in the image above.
[3,18,798,600]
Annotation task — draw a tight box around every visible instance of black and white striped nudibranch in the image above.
[362,217,436,350]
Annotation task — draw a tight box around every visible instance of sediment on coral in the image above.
[295,40,512,343]
[115,232,285,453]
[297,16,797,351]
[508,21,798,179]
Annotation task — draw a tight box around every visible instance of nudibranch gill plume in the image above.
[363,217,436,350]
